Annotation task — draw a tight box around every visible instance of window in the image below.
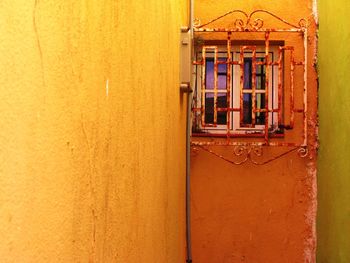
[193,45,281,136]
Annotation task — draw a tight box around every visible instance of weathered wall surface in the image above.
[317,1,350,262]
[191,1,318,262]
[0,0,187,262]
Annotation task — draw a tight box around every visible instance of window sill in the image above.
[192,132,285,138]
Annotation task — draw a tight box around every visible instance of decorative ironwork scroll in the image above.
[196,145,309,165]
[194,9,308,31]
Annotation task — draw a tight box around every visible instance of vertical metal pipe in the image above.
[186,0,194,262]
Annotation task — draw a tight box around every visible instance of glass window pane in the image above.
[242,93,252,124]
[218,75,227,90]
[256,58,265,90]
[217,94,227,125]
[205,93,214,124]
[205,59,214,89]
[244,58,252,90]
[256,58,265,74]
[256,75,266,90]
[218,60,226,73]
[256,94,266,125]
[205,94,228,125]
[256,77,261,90]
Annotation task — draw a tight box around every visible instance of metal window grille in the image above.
[191,10,309,161]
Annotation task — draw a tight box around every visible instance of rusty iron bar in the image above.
[193,107,280,113]
[226,32,232,140]
[252,48,257,127]
[192,107,241,112]
[192,132,284,138]
[289,46,295,129]
[191,141,302,147]
[242,90,265,93]
[213,47,218,125]
[264,32,270,144]
[303,28,308,147]
[239,46,244,126]
[255,109,278,113]
[230,61,240,65]
[277,46,284,126]
[201,46,206,127]
[194,28,304,33]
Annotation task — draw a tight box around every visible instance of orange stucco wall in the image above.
[191,1,318,262]
[0,0,187,262]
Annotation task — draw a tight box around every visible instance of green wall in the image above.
[317,0,350,262]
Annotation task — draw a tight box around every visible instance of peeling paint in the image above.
[312,0,318,25]
[304,163,317,263]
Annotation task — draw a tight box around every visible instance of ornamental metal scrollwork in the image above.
[193,18,201,28]
[232,145,263,165]
[194,9,308,31]
[233,18,245,30]
[297,147,309,158]
[196,145,308,166]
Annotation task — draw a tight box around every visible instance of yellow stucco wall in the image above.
[0,0,187,262]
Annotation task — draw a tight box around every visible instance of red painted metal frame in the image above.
[264,32,270,145]
[226,32,232,141]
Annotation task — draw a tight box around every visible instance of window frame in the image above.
[194,45,280,135]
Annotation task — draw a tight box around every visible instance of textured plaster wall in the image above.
[0,0,187,262]
[317,0,350,262]
[191,1,318,262]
